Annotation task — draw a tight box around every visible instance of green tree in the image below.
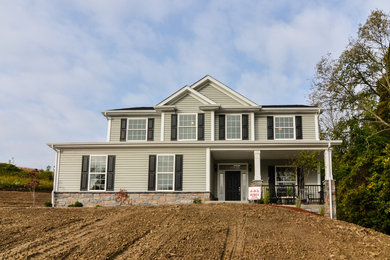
[310,10,390,234]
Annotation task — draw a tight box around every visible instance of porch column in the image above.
[323,147,336,219]
[254,150,261,180]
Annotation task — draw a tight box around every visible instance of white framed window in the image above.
[89,155,107,191]
[128,118,147,141]
[156,155,175,191]
[178,114,197,140]
[275,166,297,186]
[274,116,295,140]
[226,114,241,140]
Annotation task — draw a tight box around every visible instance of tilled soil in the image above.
[0,191,51,207]
[0,203,389,259]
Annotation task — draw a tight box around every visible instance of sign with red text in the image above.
[248,187,261,200]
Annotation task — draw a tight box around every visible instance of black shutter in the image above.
[219,115,225,140]
[198,113,204,141]
[242,114,249,140]
[295,116,302,139]
[297,167,304,197]
[148,155,156,191]
[175,155,183,191]
[268,165,276,202]
[171,114,177,141]
[267,116,274,140]
[106,155,116,191]
[80,155,89,191]
[147,118,154,141]
[120,119,127,141]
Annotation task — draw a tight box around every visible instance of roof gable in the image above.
[191,75,259,107]
[156,86,216,107]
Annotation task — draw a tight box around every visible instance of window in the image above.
[226,114,241,140]
[275,166,297,186]
[89,155,107,191]
[157,155,175,191]
[178,114,197,140]
[128,118,147,141]
[274,116,294,139]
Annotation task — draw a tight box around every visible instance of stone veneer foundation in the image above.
[54,192,210,207]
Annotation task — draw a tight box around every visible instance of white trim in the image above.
[55,149,61,193]
[88,155,108,192]
[190,75,259,106]
[251,112,255,141]
[156,154,175,191]
[177,113,198,141]
[206,148,210,192]
[127,118,148,142]
[274,115,295,140]
[315,113,320,141]
[161,113,165,141]
[211,111,215,141]
[225,114,242,140]
[156,86,216,106]
[106,117,112,142]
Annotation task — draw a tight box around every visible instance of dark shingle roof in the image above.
[261,105,316,108]
[109,106,155,111]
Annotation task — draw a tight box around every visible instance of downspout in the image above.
[328,142,333,219]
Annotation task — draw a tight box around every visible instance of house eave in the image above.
[101,110,158,117]
[47,140,342,150]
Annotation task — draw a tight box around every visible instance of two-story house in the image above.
[48,75,341,218]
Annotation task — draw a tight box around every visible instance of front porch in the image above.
[207,148,335,218]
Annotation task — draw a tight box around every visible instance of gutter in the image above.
[49,144,61,207]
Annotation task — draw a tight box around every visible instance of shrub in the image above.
[68,201,83,207]
[295,197,302,208]
[95,204,101,207]
[256,199,264,204]
[263,190,270,204]
[44,201,52,207]
[320,205,325,216]
[114,189,129,205]
[193,197,202,204]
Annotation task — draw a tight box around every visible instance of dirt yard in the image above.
[0,191,51,207]
[0,192,389,259]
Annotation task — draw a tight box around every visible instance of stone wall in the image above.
[54,192,210,207]
[323,180,337,219]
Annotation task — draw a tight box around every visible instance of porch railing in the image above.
[261,185,324,205]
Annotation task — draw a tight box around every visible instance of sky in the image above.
[0,0,389,169]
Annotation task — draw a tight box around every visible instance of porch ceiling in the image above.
[211,150,324,160]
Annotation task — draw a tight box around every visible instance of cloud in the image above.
[0,0,387,168]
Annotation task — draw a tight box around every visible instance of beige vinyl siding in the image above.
[204,112,211,141]
[109,116,161,142]
[301,114,316,140]
[58,147,206,192]
[214,113,251,140]
[173,94,203,113]
[255,114,317,141]
[164,113,172,141]
[198,83,243,106]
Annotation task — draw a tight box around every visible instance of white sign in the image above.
[248,186,262,200]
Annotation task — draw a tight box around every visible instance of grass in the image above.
[0,163,53,192]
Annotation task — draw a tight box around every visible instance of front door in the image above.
[225,171,241,201]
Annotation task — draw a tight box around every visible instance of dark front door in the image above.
[225,171,241,201]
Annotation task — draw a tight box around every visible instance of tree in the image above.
[24,169,40,207]
[310,10,390,234]
[311,10,390,136]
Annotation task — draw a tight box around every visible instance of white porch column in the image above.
[211,111,215,141]
[254,150,261,180]
[160,113,165,141]
[206,148,210,192]
[317,161,321,186]
[324,148,333,180]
